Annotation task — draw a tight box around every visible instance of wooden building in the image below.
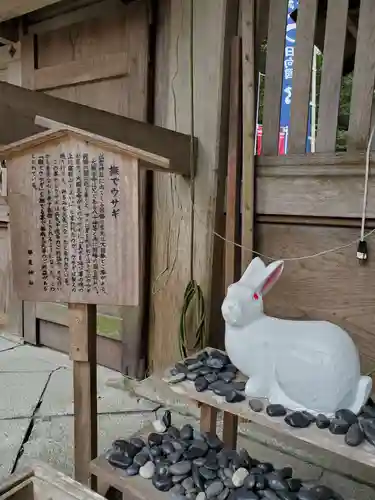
[1,0,375,384]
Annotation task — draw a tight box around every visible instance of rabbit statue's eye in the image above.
[253,293,259,301]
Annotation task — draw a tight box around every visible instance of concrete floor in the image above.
[1,333,375,499]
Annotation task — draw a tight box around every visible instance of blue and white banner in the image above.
[279,0,312,153]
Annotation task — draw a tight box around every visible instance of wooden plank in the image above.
[0,81,194,176]
[0,1,64,22]
[200,404,218,436]
[91,455,168,500]
[28,0,126,35]
[225,36,241,289]
[347,0,375,151]
[69,303,97,486]
[288,0,318,154]
[34,53,130,91]
[223,412,238,449]
[261,0,287,155]
[163,356,375,472]
[256,223,375,380]
[241,0,256,272]
[315,0,348,153]
[256,172,375,218]
[149,0,235,369]
[39,320,122,372]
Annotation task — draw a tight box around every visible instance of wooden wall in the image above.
[149,0,236,370]
[255,0,375,377]
[18,0,150,373]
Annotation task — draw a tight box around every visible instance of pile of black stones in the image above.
[106,410,344,500]
[166,349,375,449]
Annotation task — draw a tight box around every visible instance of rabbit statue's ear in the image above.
[254,260,284,296]
[239,257,266,286]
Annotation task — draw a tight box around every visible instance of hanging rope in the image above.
[179,0,206,358]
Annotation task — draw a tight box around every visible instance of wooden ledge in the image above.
[162,349,375,471]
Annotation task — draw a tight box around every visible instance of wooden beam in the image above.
[0,0,64,22]
[28,0,127,36]
[0,81,194,176]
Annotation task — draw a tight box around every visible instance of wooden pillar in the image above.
[69,303,98,486]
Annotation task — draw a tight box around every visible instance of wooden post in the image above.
[200,404,218,436]
[69,303,98,486]
[222,35,242,451]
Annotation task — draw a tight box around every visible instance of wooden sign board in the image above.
[2,129,142,306]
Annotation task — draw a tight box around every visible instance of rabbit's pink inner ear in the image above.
[261,265,283,295]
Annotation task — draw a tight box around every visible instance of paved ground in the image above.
[1,333,375,499]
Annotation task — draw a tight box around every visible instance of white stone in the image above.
[152,419,166,433]
[222,257,372,417]
[139,461,155,479]
[196,493,206,500]
[232,467,249,488]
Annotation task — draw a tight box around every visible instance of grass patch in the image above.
[97,314,122,340]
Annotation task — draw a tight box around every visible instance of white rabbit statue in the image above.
[222,257,372,417]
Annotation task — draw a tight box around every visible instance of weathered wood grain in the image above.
[316,0,348,153]
[241,0,256,272]
[348,0,375,150]
[256,153,375,218]
[261,0,287,155]
[257,223,375,377]
[149,0,234,370]
[225,36,242,289]
[288,0,318,154]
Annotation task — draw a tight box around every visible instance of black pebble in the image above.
[359,418,375,446]
[254,475,267,491]
[167,426,180,439]
[296,489,320,500]
[185,439,209,459]
[361,405,375,418]
[161,441,175,455]
[217,451,230,468]
[225,364,238,373]
[129,437,145,450]
[232,488,258,500]
[233,381,246,392]
[148,432,163,447]
[199,466,217,481]
[266,404,287,417]
[335,408,358,426]
[155,460,171,476]
[261,490,280,500]
[124,463,140,476]
[203,432,223,451]
[266,473,289,491]
[225,390,246,403]
[133,453,148,467]
[277,467,293,479]
[243,474,256,490]
[218,371,236,383]
[107,451,133,469]
[315,414,330,429]
[309,485,340,499]
[195,376,209,392]
[287,478,302,492]
[162,410,172,428]
[187,371,200,381]
[329,418,350,435]
[112,439,138,458]
[180,424,194,440]
[249,399,264,412]
[301,411,316,423]
[257,462,274,474]
[345,422,365,447]
[152,474,173,492]
[205,372,218,384]
[192,464,205,491]
[169,451,183,464]
[238,448,252,468]
[209,381,232,396]
[285,411,311,429]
